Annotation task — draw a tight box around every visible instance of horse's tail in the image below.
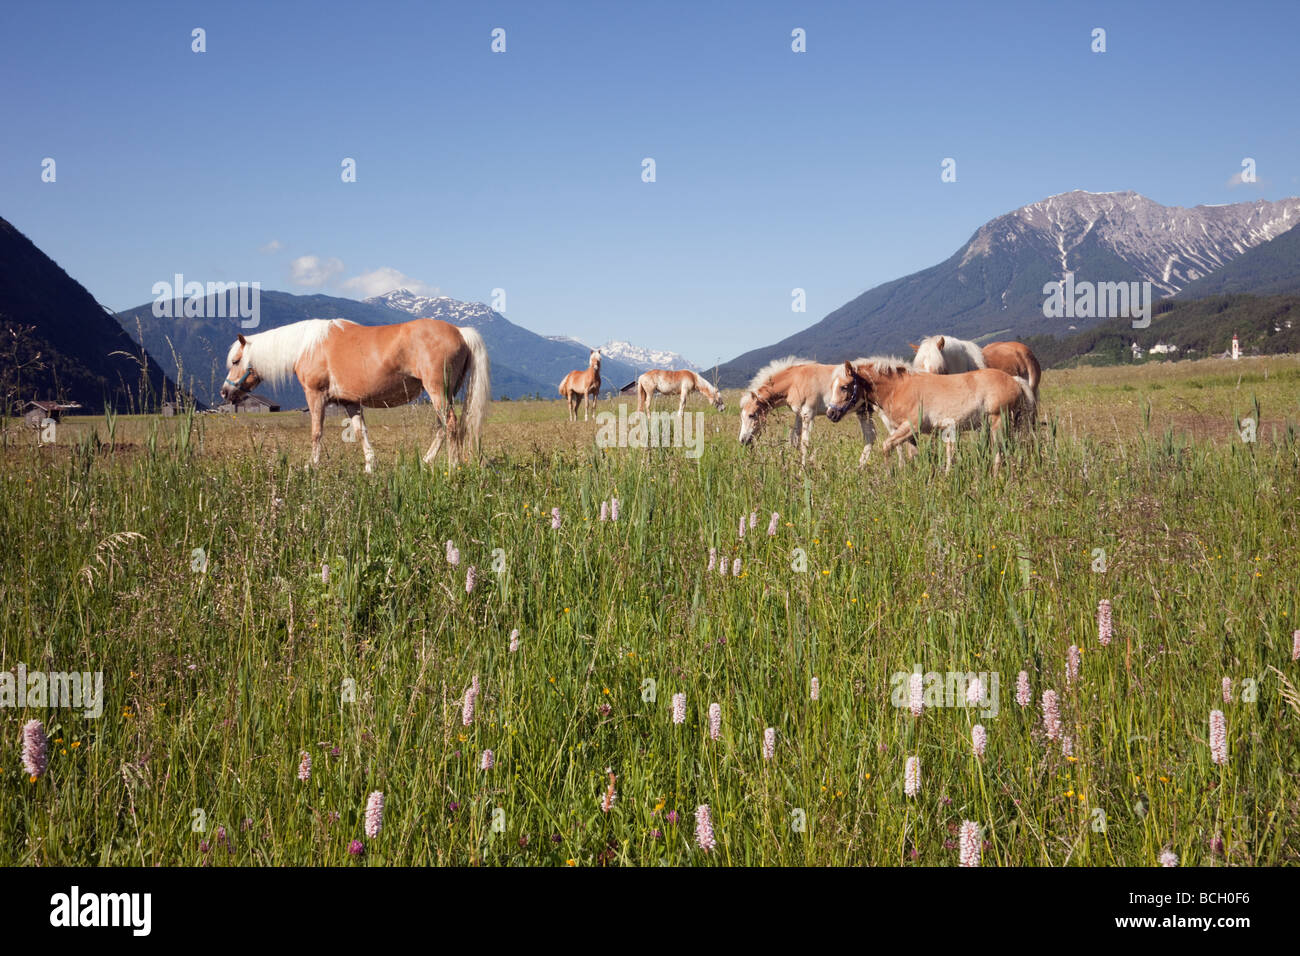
[458,326,491,459]
[1013,374,1036,428]
[1024,349,1042,404]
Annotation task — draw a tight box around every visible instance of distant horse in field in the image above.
[559,350,601,422]
[738,357,876,465]
[912,334,1042,409]
[829,357,1034,473]
[222,317,490,473]
[633,369,725,416]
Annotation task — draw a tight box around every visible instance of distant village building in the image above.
[1149,342,1178,355]
[162,401,179,417]
[217,393,280,414]
[23,400,82,428]
[1130,342,1144,360]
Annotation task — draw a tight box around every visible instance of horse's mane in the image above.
[853,356,911,376]
[747,356,816,393]
[689,369,719,393]
[230,318,354,387]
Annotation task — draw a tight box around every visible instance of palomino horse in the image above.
[910,334,985,374]
[827,358,1034,473]
[980,341,1041,404]
[912,334,1042,406]
[222,317,490,473]
[738,357,876,465]
[635,369,725,416]
[559,350,601,422]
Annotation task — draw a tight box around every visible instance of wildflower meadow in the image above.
[2,357,1298,866]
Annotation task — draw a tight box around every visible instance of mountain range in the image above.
[716,191,1300,385]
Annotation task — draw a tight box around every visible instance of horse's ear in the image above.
[237,333,247,347]
[934,336,945,350]
[908,342,919,351]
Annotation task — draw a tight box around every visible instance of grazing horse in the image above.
[738,357,876,465]
[635,369,725,416]
[912,334,1042,416]
[222,317,490,473]
[828,358,1034,473]
[980,341,1041,404]
[910,334,986,374]
[559,350,602,422]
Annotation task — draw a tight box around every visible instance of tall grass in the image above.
[1,365,1298,866]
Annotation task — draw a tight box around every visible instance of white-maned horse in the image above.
[910,335,986,375]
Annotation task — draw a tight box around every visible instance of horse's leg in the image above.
[799,407,814,465]
[856,409,876,467]
[585,390,595,422]
[567,392,577,422]
[790,412,802,450]
[637,385,648,413]
[678,386,688,423]
[988,412,1003,475]
[880,421,915,455]
[342,401,375,473]
[423,393,447,466]
[445,403,460,471]
[306,389,326,467]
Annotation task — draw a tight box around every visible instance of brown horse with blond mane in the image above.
[635,368,725,416]
[559,350,602,421]
[222,317,490,473]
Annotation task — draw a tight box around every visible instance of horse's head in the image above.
[738,386,774,445]
[827,361,872,422]
[589,350,602,369]
[712,390,726,412]
[221,334,262,402]
[911,335,947,374]
[704,379,726,412]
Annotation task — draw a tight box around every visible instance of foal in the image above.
[559,350,602,422]
[738,357,876,465]
[829,358,1034,473]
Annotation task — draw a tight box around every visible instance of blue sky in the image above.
[3,0,1298,366]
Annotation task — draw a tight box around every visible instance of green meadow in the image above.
[2,355,1298,866]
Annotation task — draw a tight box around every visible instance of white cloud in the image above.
[340,267,438,298]
[259,239,283,254]
[289,255,345,287]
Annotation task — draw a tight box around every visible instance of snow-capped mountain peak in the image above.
[542,338,701,372]
[599,340,701,372]
[960,190,1300,294]
[365,288,496,323]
